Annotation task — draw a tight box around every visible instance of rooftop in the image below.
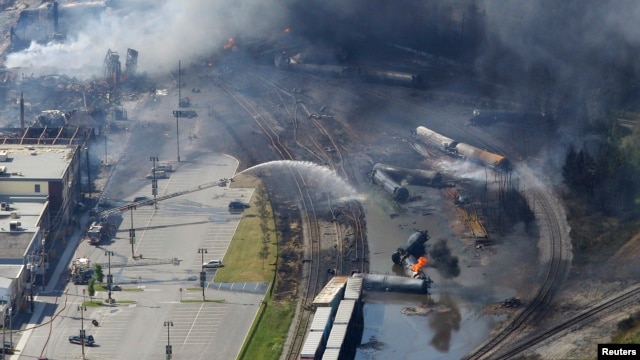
[0,197,46,260]
[0,145,75,180]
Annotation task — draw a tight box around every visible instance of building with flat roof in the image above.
[0,143,84,228]
[0,129,91,320]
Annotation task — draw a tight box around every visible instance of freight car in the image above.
[275,54,350,78]
[455,142,510,170]
[372,163,447,188]
[470,109,548,126]
[275,54,422,87]
[413,126,510,171]
[414,126,458,155]
[371,167,409,202]
[356,67,423,87]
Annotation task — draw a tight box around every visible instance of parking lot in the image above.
[14,153,265,360]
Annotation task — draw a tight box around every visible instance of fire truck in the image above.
[70,257,93,285]
[84,221,115,246]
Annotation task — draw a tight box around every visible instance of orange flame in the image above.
[284,27,291,33]
[412,256,428,272]
[223,37,235,50]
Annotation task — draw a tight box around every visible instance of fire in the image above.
[223,37,235,50]
[412,256,428,273]
[284,27,291,33]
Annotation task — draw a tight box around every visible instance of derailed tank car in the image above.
[371,167,409,202]
[414,126,457,155]
[455,142,510,171]
[373,163,446,188]
[414,125,510,171]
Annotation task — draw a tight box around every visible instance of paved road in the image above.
[12,153,266,360]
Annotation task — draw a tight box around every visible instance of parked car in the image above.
[133,196,154,206]
[68,335,95,346]
[203,259,223,269]
[228,200,250,210]
[154,163,173,172]
[1,342,14,355]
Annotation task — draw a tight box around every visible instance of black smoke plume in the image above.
[428,238,460,279]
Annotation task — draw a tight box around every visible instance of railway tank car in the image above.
[275,54,422,88]
[414,126,458,155]
[454,142,510,171]
[413,125,510,171]
[356,67,423,87]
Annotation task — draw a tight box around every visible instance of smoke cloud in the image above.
[6,0,289,77]
[428,238,461,279]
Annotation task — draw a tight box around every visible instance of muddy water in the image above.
[358,186,511,359]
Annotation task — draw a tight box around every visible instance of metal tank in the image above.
[371,168,409,202]
[391,230,429,265]
[414,126,458,154]
[373,163,445,188]
[454,142,509,170]
[361,273,431,294]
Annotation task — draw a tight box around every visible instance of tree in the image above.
[258,245,270,270]
[88,278,96,303]
[94,263,104,283]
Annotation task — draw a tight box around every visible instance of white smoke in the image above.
[6,0,288,78]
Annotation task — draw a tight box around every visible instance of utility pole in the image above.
[85,143,91,198]
[164,320,173,360]
[78,305,87,360]
[103,126,108,165]
[1,300,5,360]
[126,205,137,259]
[105,251,113,303]
[40,239,46,291]
[198,248,207,301]
[176,60,181,162]
[173,111,180,163]
[150,156,159,208]
[28,254,35,313]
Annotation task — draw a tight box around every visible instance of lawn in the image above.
[213,176,278,283]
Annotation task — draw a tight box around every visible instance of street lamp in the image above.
[78,305,87,360]
[150,156,159,208]
[105,251,114,303]
[164,320,173,360]
[198,248,207,301]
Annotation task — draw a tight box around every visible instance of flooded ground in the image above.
[358,185,514,359]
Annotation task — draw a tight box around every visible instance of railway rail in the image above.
[495,284,640,359]
[215,73,356,360]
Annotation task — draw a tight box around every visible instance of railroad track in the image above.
[214,75,331,360]
[247,70,365,277]
[495,284,640,359]
[464,165,571,359]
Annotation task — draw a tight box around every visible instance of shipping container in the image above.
[334,300,355,325]
[343,277,363,300]
[300,330,325,360]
